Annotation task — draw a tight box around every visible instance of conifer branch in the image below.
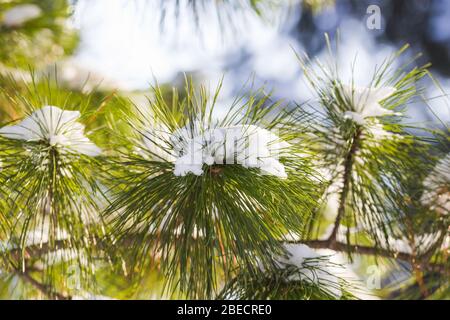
[12,265,70,300]
[327,127,362,246]
[290,239,442,265]
[297,239,413,261]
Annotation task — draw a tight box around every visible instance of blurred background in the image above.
[0,0,449,299]
[2,0,450,125]
[71,0,450,125]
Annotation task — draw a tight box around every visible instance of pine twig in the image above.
[327,127,362,246]
[12,266,70,300]
[405,217,429,298]
[289,239,440,266]
[298,239,413,261]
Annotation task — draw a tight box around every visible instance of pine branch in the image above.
[11,265,70,300]
[405,216,429,298]
[218,248,357,300]
[327,127,362,246]
[6,240,68,261]
[103,78,322,299]
[289,239,439,264]
[303,240,412,260]
[10,238,413,266]
[0,80,111,297]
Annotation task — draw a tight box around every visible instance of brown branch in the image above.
[327,128,362,246]
[288,239,446,271]
[293,239,415,262]
[8,240,68,261]
[405,217,429,298]
[12,266,70,300]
